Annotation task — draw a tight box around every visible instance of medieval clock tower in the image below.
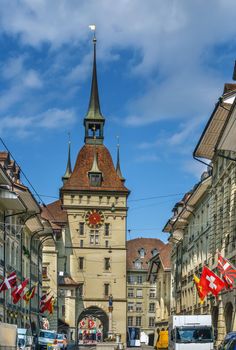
[54,37,129,343]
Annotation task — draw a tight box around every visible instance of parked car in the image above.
[219,332,236,350]
[223,338,236,350]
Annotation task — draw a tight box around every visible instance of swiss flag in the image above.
[0,271,17,292]
[11,278,29,304]
[201,266,226,297]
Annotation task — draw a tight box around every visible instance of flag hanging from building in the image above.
[201,266,226,297]
[40,291,51,308]
[193,274,208,303]
[23,283,37,303]
[0,271,17,293]
[217,253,236,288]
[11,278,29,304]
[40,295,54,313]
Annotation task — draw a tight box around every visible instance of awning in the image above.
[217,106,236,152]
[0,188,26,211]
[194,103,231,159]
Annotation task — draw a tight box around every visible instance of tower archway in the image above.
[77,306,109,345]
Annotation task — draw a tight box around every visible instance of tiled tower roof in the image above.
[61,144,129,193]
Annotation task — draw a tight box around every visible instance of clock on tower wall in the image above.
[85,209,105,228]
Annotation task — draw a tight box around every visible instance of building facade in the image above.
[42,38,129,343]
[164,81,236,345]
[0,151,53,331]
[147,242,171,341]
[126,238,165,345]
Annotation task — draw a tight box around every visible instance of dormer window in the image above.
[88,151,103,187]
[152,248,158,256]
[134,259,142,269]
[139,248,145,258]
[89,173,102,187]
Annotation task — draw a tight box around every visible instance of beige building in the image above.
[42,38,129,343]
[0,151,53,331]
[164,81,236,346]
[147,242,171,339]
[126,238,165,346]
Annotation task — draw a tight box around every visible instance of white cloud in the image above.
[0,108,76,138]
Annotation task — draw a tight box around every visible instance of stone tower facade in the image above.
[42,38,129,343]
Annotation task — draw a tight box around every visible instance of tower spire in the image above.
[116,137,125,182]
[62,134,72,184]
[84,28,105,145]
[85,33,104,121]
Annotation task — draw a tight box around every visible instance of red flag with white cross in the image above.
[201,266,226,297]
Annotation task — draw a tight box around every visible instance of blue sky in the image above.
[0,0,236,242]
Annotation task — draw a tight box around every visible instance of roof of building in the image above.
[159,243,172,270]
[223,83,236,94]
[62,144,129,193]
[127,237,165,270]
[41,199,67,229]
[58,275,79,286]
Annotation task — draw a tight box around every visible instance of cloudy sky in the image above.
[0,0,235,241]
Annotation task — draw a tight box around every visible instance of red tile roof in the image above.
[62,144,129,193]
[41,199,67,229]
[127,238,165,270]
[159,243,172,270]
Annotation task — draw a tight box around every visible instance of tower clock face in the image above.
[85,209,105,228]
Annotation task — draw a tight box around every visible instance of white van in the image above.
[169,315,214,350]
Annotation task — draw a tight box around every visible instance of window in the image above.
[128,275,135,284]
[137,275,142,284]
[79,223,84,235]
[149,288,156,298]
[152,249,158,256]
[136,289,143,298]
[62,305,65,317]
[80,240,83,248]
[89,173,102,187]
[134,259,142,269]
[104,283,109,296]
[139,248,145,258]
[128,302,134,312]
[128,288,134,298]
[149,303,155,312]
[149,317,155,327]
[90,230,99,245]
[78,283,84,297]
[79,257,84,270]
[128,317,133,326]
[136,316,142,327]
[136,302,142,312]
[105,223,110,236]
[105,240,109,248]
[104,258,110,271]
[42,266,48,279]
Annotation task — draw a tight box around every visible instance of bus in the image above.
[127,327,140,347]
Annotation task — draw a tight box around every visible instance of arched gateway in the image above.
[77,306,109,345]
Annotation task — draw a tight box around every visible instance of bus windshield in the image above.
[176,327,213,343]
